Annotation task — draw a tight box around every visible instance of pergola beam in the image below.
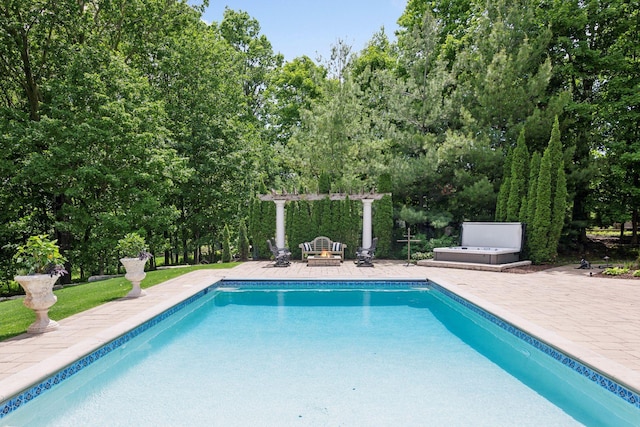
[258,192,390,202]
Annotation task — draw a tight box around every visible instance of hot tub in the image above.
[433,246,520,264]
[433,222,525,265]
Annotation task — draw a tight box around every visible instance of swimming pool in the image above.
[1,280,639,426]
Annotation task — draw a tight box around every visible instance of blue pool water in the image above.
[2,280,639,426]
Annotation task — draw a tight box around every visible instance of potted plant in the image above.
[116,233,153,298]
[13,234,68,333]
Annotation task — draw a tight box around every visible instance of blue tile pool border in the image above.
[1,278,638,419]
[219,278,428,289]
[429,282,640,412]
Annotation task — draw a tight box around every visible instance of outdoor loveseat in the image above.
[299,236,346,261]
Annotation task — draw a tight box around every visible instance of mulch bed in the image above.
[504,264,555,274]
[589,269,640,280]
[505,263,640,279]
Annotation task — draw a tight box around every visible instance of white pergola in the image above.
[258,192,390,250]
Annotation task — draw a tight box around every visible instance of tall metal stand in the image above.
[397,227,421,267]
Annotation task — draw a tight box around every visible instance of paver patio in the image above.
[1,260,639,406]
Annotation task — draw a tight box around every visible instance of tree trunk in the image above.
[9,26,41,121]
[54,195,72,285]
[164,231,170,266]
[632,208,638,245]
[194,230,201,263]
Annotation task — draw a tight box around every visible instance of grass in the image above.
[586,227,633,237]
[0,263,239,341]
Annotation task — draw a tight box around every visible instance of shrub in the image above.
[602,267,629,276]
[116,233,152,261]
[410,252,432,261]
[13,234,68,276]
[633,270,640,278]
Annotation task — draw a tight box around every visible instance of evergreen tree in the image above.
[318,172,332,193]
[506,129,529,221]
[518,194,528,224]
[495,148,513,221]
[526,152,541,228]
[238,219,249,261]
[547,116,563,204]
[531,149,552,263]
[222,225,232,263]
[550,162,568,256]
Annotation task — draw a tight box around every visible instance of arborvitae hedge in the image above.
[374,173,393,258]
[317,197,333,237]
[319,172,331,193]
[298,200,314,244]
[374,195,393,258]
[285,201,297,257]
[342,196,361,258]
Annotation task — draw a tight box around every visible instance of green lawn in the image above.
[0,263,240,341]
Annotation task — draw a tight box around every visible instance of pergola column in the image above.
[275,199,286,249]
[362,199,374,249]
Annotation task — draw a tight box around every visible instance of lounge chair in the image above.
[267,239,291,267]
[355,237,378,267]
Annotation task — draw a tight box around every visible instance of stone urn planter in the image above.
[120,257,147,298]
[116,233,152,298]
[14,274,60,334]
[12,234,68,334]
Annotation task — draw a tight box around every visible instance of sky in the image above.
[193,0,407,62]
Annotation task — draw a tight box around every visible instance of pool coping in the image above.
[1,263,639,420]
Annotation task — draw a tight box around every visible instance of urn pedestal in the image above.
[120,258,147,298]
[14,274,60,334]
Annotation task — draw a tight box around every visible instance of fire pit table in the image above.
[307,255,342,267]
